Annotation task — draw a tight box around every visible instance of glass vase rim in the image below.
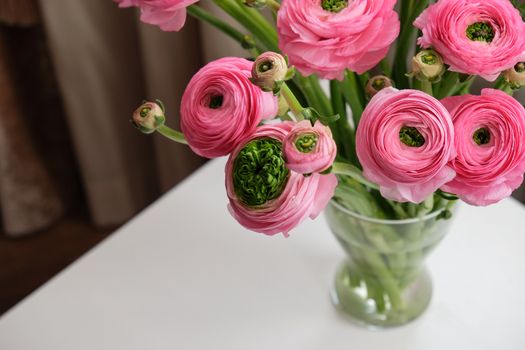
[328,199,445,225]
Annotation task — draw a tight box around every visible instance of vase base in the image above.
[330,260,433,328]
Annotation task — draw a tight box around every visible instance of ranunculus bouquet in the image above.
[117,0,525,327]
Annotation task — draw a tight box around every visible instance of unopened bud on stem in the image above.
[251,52,290,94]
[365,75,393,98]
[503,62,525,89]
[409,50,445,83]
[132,101,165,134]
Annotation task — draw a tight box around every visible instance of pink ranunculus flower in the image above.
[283,120,337,174]
[180,57,278,158]
[356,88,456,203]
[226,122,338,236]
[414,0,525,81]
[441,89,525,206]
[277,0,399,80]
[114,0,198,32]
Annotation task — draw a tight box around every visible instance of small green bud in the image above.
[365,75,393,98]
[251,52,289,93]
[410,50,445,83]
[131,101,165,134]
[503,62,525,89]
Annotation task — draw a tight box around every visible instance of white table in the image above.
[1,158,525,350]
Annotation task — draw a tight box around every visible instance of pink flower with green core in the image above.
[356,88,456,203]
[114,0,198,32]
[226,122,338,236]
[180,57,278,158]
[441,89,525,206]
[283,120,337,174]
[277,0,399,80]
[414,0,525,81]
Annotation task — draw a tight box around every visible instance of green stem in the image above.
[453,76,475,96]
[212,0,279,52]
[380,59,392,77]
[435,72,458,99]
[420,80,433,96]
[281,83,304,120]
[385,200,409,219]
[332,162,378,190]
[341,70,365,128]
[494,78,515,95]
[392,0,429,89]
[307,75,333,116]
[329,81,357,164]
[417,195,434,218]
[294,74,331,117]
[157,125,188,144]
[187,5,261,55]
[266,0,280,11]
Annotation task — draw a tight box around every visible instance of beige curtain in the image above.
[0,32,63,235]
[0,0,67,236]
[36,0,246,227]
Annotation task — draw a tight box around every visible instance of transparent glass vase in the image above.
[325,199,454,328]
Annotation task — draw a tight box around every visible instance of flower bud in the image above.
[283,120,337,175]
[243,0,267,9]
[251,52,289,93]
[503,62,525,89]
[365,75,393,98]
[132,101,165,134]
[410,50,445,82]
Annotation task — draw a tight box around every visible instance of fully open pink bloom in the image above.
[414,0,525,81]
[277,0,399,80]
[180,57,278,158]
[441,89,525,206]
[356,88,456,203]
[114,0,198,31]
[283,120,337,174]
[226,123,338,237]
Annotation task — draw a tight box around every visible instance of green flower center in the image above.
[421,52,437,65]
[295,133,318,153]
[399,126,425,147]
[473,127,491,145]
[140,107,151,118]
[466,22,495,43]
[209,95,224,109]
[515,62,525,73]
[232,138,290,207]
[258,60,274,73]
[371,78,386,90]
[321,0,348,13]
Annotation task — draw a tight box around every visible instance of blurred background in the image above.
[0,0,248,314]
[0,0,524,315]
